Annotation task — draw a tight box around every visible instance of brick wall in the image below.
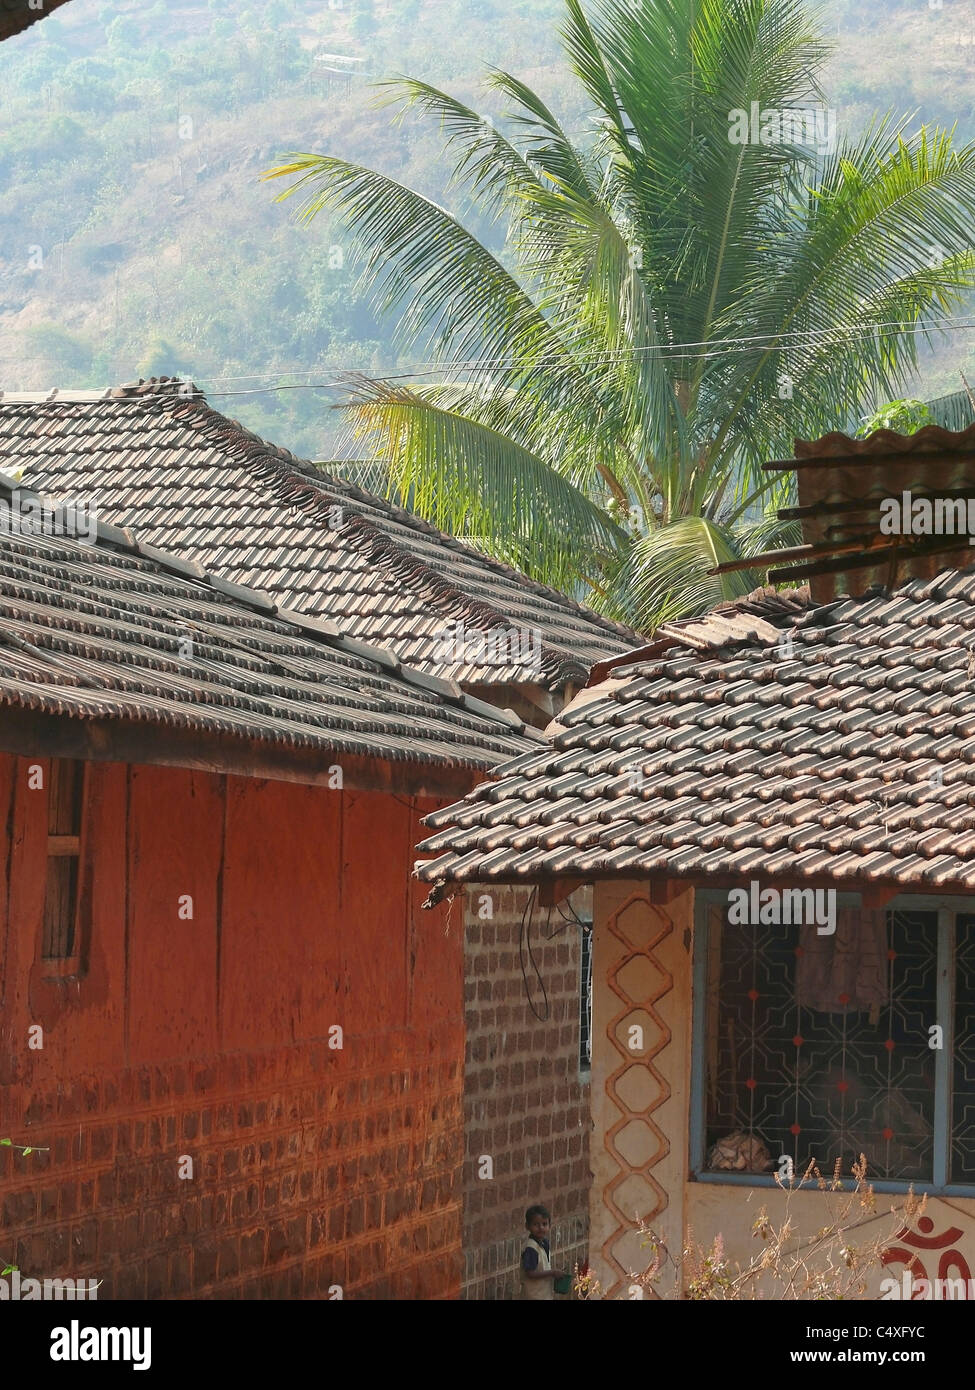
[0,755,467,1299]
[1,1043,462,1300]
[462,885,590,1299]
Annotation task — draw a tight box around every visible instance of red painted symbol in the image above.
[882,1216,972,1299]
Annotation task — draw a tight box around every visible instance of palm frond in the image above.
[734,510,803,558]
[334,375,627,590]
[373,77,547,218]
[268,0,975,625]
[602,516,767,630]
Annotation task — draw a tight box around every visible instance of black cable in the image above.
[518,886,550,1022]
[555,896,589,931]
[543,901,570,940]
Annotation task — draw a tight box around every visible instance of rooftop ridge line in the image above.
[585,570,975,687]
[169,400,585,685]
[0,469,542,742]
[0,377,640,648]
[167,389,638,648]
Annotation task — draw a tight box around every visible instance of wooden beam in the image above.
[860,886,899,911]
[46,835,80,857]
[710,531,881,576]
[768,531,971,584]
[538,877,588,907]
[650,878,687,905]
[779,484,975,523]
[588,639,673,687]
[418,868,975,900]
[764,448,975,472]
[0,706,488,801]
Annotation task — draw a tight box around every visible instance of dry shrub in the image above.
[574,1155,925,1300]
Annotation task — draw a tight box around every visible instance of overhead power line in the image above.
[193,313,975,399]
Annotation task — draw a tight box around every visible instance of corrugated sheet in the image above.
[791,421,975,462]
[752,425,975,596]
[416,568,975,890]
[0,380,638,690]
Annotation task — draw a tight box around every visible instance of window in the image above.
[41,759,86,977]
[579,922,593,1073]
[693,894,975,1192]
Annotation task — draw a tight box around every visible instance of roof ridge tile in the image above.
[0,472,548,736]
[2,381,640,690]
[163,390,640,649]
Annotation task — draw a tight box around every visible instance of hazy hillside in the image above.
[1,0,974,457]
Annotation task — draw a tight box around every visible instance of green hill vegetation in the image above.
[1,0,973,457]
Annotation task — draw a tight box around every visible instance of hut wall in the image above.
[0,754,465,1299]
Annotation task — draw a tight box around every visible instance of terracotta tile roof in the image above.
[0,473,541,771]
[587,586,813,684]
[416,571,975,892]
[0,381,638,690]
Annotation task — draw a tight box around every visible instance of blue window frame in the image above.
[690,890,975,1197]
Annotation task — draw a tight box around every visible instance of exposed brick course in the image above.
[462,886,590,1299]
[0,1042,464,1299]
[0,756,467,1300]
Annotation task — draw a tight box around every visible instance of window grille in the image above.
[696,898,975,1187]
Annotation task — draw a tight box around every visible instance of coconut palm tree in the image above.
[265,0,975,629]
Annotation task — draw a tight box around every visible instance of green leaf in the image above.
[335,375,626,592]
[0,1138,12,1146]
[859,398,934,436]
[265,0,975,623]
[606,517,764,631]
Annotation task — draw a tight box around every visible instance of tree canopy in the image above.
[267,0,975,628]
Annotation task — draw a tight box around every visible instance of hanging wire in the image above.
[518,886,550,1022]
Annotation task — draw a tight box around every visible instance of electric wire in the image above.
[181,314,975,400]
[519,887,550,1023]
[177,311,975,389]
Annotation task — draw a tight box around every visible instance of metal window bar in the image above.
[691,891,975,1196]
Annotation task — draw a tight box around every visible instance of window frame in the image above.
[689,889,970,1197]
[38,758,89,981]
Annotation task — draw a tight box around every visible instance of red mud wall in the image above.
[0,755,464,1299]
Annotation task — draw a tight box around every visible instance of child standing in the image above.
[520,1203,569,1300]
